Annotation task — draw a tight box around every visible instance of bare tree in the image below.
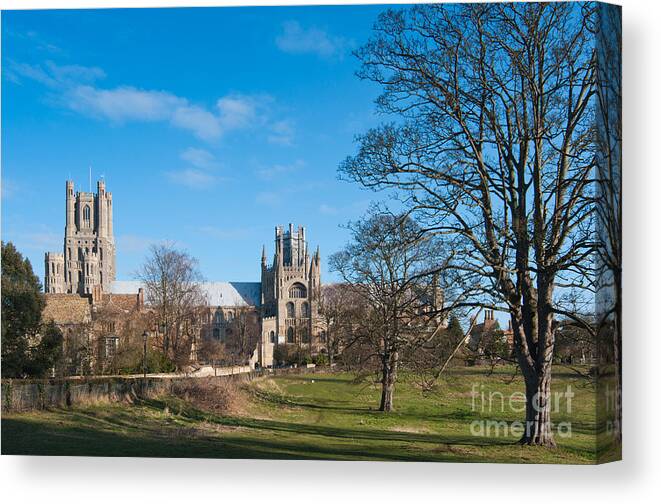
[318,283,362,367]
[225,308,261,365]
[330,210,447,412]
[341,3,604,445]
[137,243,205,369]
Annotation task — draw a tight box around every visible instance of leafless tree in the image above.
[330,210,454,412]
[341,3,604,445]
[137,243,206,369]
[225,308,260,365]
[198,337,227,372]
[318,283,363,367]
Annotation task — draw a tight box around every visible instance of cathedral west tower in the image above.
[45,179,115,294]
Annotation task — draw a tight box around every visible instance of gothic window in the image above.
[286,302,295,318]
[83,205,91,225]
[320,330,326,343]
[104,336,118,359]
[301,327,310,343]
[269,331,275,343]
[288,283,307,298]
[213,328,221,340]
[287,327,294,343]
[301,302,310,318]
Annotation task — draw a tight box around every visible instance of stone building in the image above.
[41,288,146,374]
[258,224,323,366]
[42,178,324,369]
[45,179,115,294]
[110,225,324,368]
[467,309,514,353]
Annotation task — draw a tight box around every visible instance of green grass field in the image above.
[1,367,605,463]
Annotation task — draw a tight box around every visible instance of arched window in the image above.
[287,327,294,343]
[83,205,91,225]
[301,327,310,343]
[269,331,275,343]
[288,283,307,298]
[286,302,295,318]
[301,302,310,318]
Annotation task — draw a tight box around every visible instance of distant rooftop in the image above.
[111,280,261,307]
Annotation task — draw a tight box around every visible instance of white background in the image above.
[1,0,659,502]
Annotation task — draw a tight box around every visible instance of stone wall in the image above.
[1,366,315,412]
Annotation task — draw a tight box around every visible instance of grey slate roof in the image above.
[111,280,261,307]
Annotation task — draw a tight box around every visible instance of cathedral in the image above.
[258,224,323,366]
[45,180,115,295]
[43,179,324,368]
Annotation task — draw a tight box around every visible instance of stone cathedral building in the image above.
[45,180,115,294]
[43,179,324,369]
[258,224,323,366]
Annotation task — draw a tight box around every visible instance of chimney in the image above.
[137,287,144,310]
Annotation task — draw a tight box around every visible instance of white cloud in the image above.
[9,57,292,143]
[171,104,222,140]
[257,159,304,180]
[46,61,105,84]
[65,85,184,123]
[276,20,353,59]
[167,148,223,190]
[166,168,219,190]
[268,119,295,145]
[217,95,258,130]
[180,148,218,169]
[8,60,104,88]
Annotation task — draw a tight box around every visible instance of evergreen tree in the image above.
[446,316,464,342]
[1,241,62,377]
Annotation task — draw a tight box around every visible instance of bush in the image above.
[114,347,175,375]
[312,353,328,366]
[171,378,238,413]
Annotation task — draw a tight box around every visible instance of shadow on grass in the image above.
[1,412,508,462]
[135,397,513,448]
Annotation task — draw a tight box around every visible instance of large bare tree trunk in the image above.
[379,351,398,412]
[521,367,556,447]
[512,308,557,448]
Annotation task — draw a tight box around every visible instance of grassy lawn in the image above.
[1,366,601,463]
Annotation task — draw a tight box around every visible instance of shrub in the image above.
[312,353,328,366]
[171,378,238,413]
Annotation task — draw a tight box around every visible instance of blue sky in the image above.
[1,5,393,284]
